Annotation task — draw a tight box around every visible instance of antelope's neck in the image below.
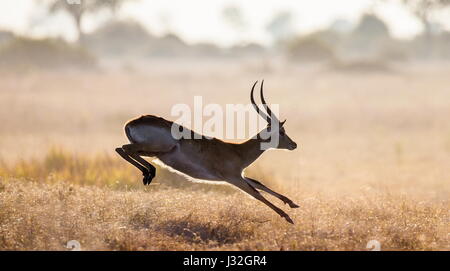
[237,138,266,167]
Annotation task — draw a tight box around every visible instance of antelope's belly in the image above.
[156,146,221,181]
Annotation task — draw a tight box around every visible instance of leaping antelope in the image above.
[116,81,299,223]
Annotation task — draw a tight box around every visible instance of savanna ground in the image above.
[0,60,449,250]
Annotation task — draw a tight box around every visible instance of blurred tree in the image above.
[39,0,135,43]
[401,0,450,38]
[221,6,247,43]
[84,20,154,57]
[329,19,353,34]
[0,30,15,45]
[287,36,335,62]
[400,0,450,58]
[354,13,390,40]
[266,11,294,46]
[345,13,391,57]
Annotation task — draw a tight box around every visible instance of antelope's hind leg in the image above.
[115,145,156,185]
[120,142,176,185]
[128,151,157,185]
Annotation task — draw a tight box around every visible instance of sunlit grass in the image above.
[0,147,135,188]
[0,147,240,193]
[0,177,447,250]
[0,147,448,250]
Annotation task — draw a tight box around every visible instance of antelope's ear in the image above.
[280,120,287,127]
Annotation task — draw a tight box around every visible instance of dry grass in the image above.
[0,177,447,250]
[0,60,449,250]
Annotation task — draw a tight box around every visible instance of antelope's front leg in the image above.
[245,177,299,208]
[228,177,295,224]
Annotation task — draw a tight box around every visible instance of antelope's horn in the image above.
[250,80,271,123]
[260,80,280,124]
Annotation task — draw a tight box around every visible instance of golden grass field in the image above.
[0,60,449,250]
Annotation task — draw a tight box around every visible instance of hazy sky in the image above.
[0,0,445,46]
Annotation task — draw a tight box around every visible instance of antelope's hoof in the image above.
[142,172,154,185]
[283,199,300,208]
[284,215,294,224]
